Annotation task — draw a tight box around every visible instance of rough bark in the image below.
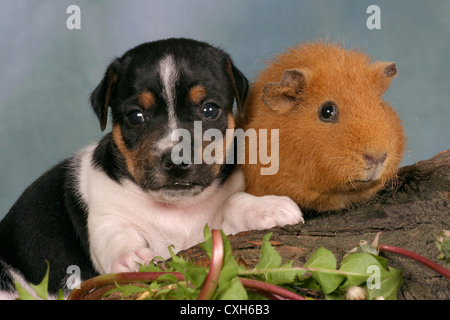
[180,150,450,300]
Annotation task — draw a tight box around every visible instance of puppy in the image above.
[0,38,303,298]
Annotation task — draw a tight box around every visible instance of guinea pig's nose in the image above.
[161,151,192,173]
[363,153,387,167]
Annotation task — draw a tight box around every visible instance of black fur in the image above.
[0,159,98,293]
[0,38,248,296]
[90,38,248,193]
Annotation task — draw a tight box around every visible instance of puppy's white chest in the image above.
[75,144,303,275]
[76,145,222,272]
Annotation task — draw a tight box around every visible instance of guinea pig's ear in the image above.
[372,62,397,95]
[90,59,120,131]
[225,59,249,116]
[262,69,307,111]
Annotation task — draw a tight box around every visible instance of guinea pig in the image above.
[237,41,405,212]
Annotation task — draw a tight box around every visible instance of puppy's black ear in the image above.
[225,59,249,116]
[90,59,120,131]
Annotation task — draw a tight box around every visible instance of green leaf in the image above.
[138,257,165,272]
[436,231,450,262]
[31,260,50,300]
[186,266,208,288]
[57,290,65,300]
[166,245,199,276]
[14,260,51,300]
[14,281,38,300]
[107,283,149,298]
[250,233,306,285]
[304,247,344,294]
[324,292,345,300]
[268,261,299,285]
[168,245,186,264]
[370,254,389,270]
[441,237,450,259]
[256,233,282,269]
[200,224,213,258]
[304,247,336,269]
[215,230,243,299]
[339,253,389,290]
[367,267,403,300]
[217,277,248,300]
[156,273,181,283]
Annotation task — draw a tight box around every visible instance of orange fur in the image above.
[112,123,159,185]
[238,41,405,212]
[112,123,138,179]
[189,85,207,105]
[138,91,155,109]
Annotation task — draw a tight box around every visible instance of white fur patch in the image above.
[77,144,224,274]
[76,143,303,275]
[156,54,179,152]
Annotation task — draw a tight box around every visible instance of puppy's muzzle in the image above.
[160,151,192,177]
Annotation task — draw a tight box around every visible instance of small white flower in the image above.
[345,286,367,300]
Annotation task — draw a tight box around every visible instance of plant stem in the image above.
[379,244,450,279]
[197,229,224,300]
[239,266,365,277]
[239,278,305,300]
[67,272,184,300]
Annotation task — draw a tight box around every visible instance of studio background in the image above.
[1,0,449,217]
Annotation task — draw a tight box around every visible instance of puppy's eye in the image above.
[318,102,338,122]
[126,110,145,125]
[202,103,221,120]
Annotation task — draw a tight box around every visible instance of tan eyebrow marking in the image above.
[189,85,207,105]
[138,91,155,109]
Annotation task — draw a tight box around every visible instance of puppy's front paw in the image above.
[249,195,304,230]
[221,193,304,234]
[111,248,153,273]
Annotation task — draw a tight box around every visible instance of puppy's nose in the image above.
[161,152,192,174]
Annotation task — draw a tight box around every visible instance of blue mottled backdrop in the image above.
[1,0,449,217]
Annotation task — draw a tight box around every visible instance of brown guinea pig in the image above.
[237,41,405,212]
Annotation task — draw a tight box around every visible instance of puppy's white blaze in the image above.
[157,54,179,152]
[159,54,178,111]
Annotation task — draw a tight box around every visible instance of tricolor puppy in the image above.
[0,38,303,298]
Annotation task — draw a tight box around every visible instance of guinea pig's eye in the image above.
[126,110,145,125]
[318,102,338,122]
[202,103,221,120]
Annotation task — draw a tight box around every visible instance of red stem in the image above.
[67,272,184,300]
[197,229,224,300]
[239,278,305,300]
[379,244,450,280]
